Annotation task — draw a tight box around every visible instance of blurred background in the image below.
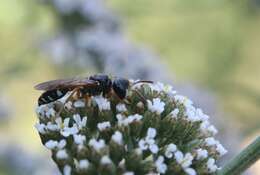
[0,0,259,174]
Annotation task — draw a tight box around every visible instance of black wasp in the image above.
[35,74,152,106]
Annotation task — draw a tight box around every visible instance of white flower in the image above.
[60,118,79,137]
[150,82,176,95]
[123,172,134,175]
[64,101,73,110]
[58,139,67,148]
[174,95,193,107]
[167,88,177,99]
[63,165,71,175]
[184,168,197,175]
[200,121,218,135]
[147,128,157,138]
[164,84,175,94]
[44,139,66,150]
[205,137,218,146]
[112,131,123,145]
[73,134,86,145]
[216,143,228,156]
[45,140,58,150]
[78,159,90,170]
[155,156,167,174]
[138,139,148,150]
[56,149,68,160]
[147,98,165,115]
[117,114,143,126]
[93,95,111,111]
[89,138,105,151]
[126,114,143,124]
[170,108,179,118]
[74,100,85,108]
[150,82,165,92]
[174,96,209,122]
[208,125,218,135]
[207,158,218,173]
[36,105,48,118]
[175,151,193,168]
[196,149,208,160]
[149,144,159,154]
[195,108,209,121]
[185,106,208,122]
[205,137,227,156]
[116,103,127,112]
[73,114,87,130]
[97,121,111,131]
[100,155,112,165]
[185,106,199,122]
[116,114,126,126]
[165,143,177,158]
[46,122,59,131]
[200,121,210,133]
[35,123,46,134]
[138,128,158,154]
[46,108,56,118]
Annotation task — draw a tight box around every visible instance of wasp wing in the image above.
[34,77,98,91]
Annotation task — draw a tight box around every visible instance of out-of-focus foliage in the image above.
[0,95,12,124]
[108,0,260,134]
[0,140,58,175]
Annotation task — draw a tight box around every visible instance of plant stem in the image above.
[217,136,260,175]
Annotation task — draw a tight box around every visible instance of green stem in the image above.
[217,136,260,175]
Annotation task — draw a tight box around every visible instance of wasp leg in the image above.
[56,87,80,116]
[109,90,131,105]
[123,98,131,105]
[83,95,92,107]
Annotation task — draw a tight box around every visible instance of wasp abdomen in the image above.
[38,89,69,105]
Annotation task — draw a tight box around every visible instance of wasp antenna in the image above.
[132,80,153,86]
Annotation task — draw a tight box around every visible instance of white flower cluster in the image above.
[35,80,227,175]
[97,121,111,131]
[111,131,123,145]
[147,98,165,115]
[89,138,106,152]
[93,95,111,111]
[35,110,87,137]
[205,137,228,156]
[138,128,159,154]
[116,114,143,126]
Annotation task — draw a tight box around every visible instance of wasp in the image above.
[35,74,152,106]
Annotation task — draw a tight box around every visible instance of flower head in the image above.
[36,79,227,174]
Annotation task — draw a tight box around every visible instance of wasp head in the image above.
[112,78,130,99]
